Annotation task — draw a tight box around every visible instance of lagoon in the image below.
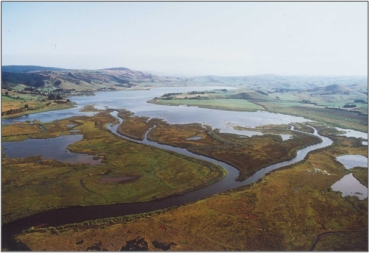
[2,87,311,137]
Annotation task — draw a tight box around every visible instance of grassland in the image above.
[150,98,264,111]
[149,90,265,112]
[2,111,225,223]
[1,90,75,118]
[14,125,367,251]
[149,89,368,133]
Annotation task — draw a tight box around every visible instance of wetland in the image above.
[2,87,368,251]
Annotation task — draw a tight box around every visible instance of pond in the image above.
[336,155,368,170]
[2,135,100,165]
[335,127,368,141]
[186,136,202,141]
[331,173,367,200]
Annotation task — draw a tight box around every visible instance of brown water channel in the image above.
[2,111,333,250]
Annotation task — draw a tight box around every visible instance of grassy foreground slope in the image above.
[15,127,367,251]
[1,90,75,117]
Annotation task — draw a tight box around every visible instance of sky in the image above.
[1,2,368,76]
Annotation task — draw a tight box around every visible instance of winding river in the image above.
[2,108,333,247]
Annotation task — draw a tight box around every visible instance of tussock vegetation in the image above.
[146,119,321,180]
[116,110,154,140]
[15,132,368,251]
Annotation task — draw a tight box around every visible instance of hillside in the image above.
[187,75,367,91]
[1,66,184,91]
[2,65,68,73]
[307,84,353,95]
[2,65,367,93]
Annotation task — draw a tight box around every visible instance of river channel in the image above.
[2,86,363,249]
[2,110,333,245]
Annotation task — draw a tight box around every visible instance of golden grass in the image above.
[1,91,75,118]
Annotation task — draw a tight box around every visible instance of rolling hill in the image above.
[1,65,367,93]
[1,66,184,91]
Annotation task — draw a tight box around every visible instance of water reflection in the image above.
[2,135,100,165]
[331,173,367,200]
[186,136,202,141]
[335,127,368,140]
[2,87,311,133]
[336,155,368,170]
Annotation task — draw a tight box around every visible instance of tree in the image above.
[48,94,56,100]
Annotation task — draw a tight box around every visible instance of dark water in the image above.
[2,135,100,165]
[331,154,368,200]
[331,173,368,200]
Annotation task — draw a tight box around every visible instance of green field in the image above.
[152,98,264,111]
[2,90,75,118]
[150,89,368,133]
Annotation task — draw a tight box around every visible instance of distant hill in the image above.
[187,75,367,91]
[102,67,130,71]
[1,65,367,93]
[2,65,68,73]
[308,84,353,95]
[1,66,184,90]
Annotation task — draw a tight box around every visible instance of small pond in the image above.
[335,127,368,140]
[331,173,368,200]
[336,155,368,170]
[2,135,100,165]
[187,136,202,141]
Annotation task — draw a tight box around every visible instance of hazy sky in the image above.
[2,2,367,76]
